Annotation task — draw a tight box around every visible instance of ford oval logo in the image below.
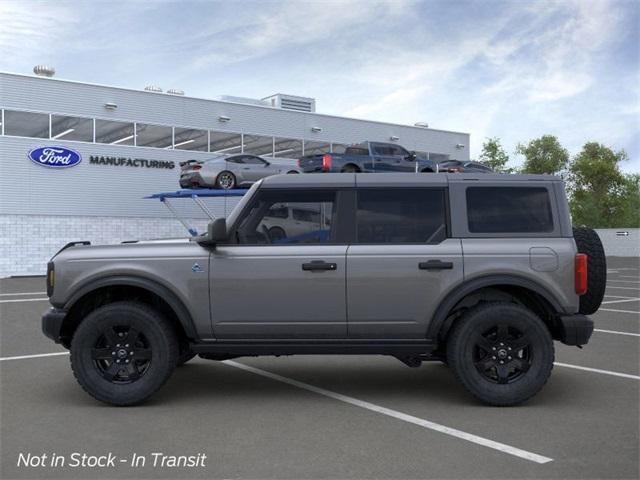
[28,146,82,168]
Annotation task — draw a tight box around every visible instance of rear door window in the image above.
[466,187,553,233]
[355,189,447,244]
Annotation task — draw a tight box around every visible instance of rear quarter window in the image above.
[345,147,369,156]
[466,187,554,233]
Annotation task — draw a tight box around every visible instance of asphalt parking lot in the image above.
[1,256,638,479]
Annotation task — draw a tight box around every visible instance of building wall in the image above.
[0,72,471,277]
[0,215,216,277]
[1,72,470,159]
[594,229,640,258]
[0,136,233,218]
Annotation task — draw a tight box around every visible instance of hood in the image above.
[51,238,193,262]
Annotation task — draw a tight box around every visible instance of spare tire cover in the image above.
[573,227,607,315]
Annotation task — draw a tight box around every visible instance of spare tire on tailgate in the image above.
[573,227,607,315]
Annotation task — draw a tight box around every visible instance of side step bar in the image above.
[190,339,438,357]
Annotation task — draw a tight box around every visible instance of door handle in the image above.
[419,260,454,270]
[302,260,337,272]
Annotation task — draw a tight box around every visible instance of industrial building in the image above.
[0,69,470,277]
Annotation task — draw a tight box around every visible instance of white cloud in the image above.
[0,1,77,68]
[189,0,410,70]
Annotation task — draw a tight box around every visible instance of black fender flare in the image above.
[62,275,198,339]
[427,274,565,340]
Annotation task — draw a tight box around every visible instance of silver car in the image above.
[179,154,300,189]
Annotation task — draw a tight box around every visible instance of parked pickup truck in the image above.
[298,141,438,173]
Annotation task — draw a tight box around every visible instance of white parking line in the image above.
[606,285,640,291]
[599,308,640,315]
[0,298,48,304]
[594,328,640,337]
[223,360,553,464]
[0,292,46,296]
[554,362,640,380]
[607,280,640,285]
[601,298,640,305]
[604,295,637,299]
[0,352,69,362]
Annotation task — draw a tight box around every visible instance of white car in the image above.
[179,154,300,189]
[260,204,332,243]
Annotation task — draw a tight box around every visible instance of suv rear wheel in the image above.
[70,301,178,406]
[446,302,554,406]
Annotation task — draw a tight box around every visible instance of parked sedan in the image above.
[179,154,300,189]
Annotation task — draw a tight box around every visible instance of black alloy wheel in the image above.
[91,325,152,384]
[472,324,532,384]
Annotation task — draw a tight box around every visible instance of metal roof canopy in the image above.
[145,189,246,236]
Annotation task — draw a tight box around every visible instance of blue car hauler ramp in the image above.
[145,189,247,236]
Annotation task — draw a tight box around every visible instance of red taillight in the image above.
[575,253,588,295]
[297,159,302,167]
[322,154,332,172]
[192,165,202,170]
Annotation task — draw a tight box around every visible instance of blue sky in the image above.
[1,0,638,171]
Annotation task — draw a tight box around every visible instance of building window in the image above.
[135,123,173,148]
[173,127,208,151]
[210,131,243,154]
[51,114,93,142]
[303,141,331,155]
[95,119,135,145]
[273,137,303,159]
[243,134,274,156]
[466,187,554,233]
[356,189,447,244]
[3,110,49,138]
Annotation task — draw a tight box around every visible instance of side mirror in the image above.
[197,218,227,246]
[407,151,417,161]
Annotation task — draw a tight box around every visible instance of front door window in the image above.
[236,190,335,245]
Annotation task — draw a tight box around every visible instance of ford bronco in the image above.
[42,173,606,406]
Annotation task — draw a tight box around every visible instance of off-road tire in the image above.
[573,227,607,315]
[70,301,178,406]
[446,303,554,406]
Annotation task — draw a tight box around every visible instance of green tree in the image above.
[618,174,640,227]
[517,135,569,175]
[568,142,638,228]
[479,137,513,173]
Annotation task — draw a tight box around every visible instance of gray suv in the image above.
[42,173,606,406]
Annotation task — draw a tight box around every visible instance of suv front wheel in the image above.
[70,301,179,406]
[446,303,554,406]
